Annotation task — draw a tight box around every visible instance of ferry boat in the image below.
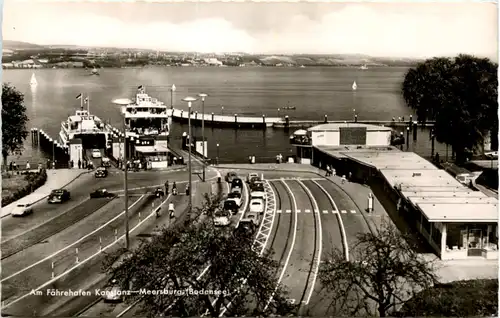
[122,86,170,169]
[59,95,111,149]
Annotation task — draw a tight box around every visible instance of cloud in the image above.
[2,2,497,58]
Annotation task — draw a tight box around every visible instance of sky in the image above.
[2,1,498,59]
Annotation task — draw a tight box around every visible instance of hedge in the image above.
[1,169,48,207]
[396,279,498,317]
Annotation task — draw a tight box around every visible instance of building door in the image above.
[467,228,483,256]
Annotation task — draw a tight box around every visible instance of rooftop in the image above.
[308,123,393,132]
[315,145,398,159]
[342,151,498,223]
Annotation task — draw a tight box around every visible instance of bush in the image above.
[1,169,47,206]
[396,279,498,317]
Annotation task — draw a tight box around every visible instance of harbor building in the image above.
[292,123,498,260]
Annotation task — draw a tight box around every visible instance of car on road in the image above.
[11,203,33,217]
[214,209,232,227]
[227,192,242,207]
[231,185,242,194]
[102,280,123,303]
[101,157,111,167]
[249,198,265,214]
[235,219,257,237]
[225,171,238,183]
[154,187,165,198]
[90,189,115,199]
[48,189,71,203]
[92,149,102,158]
[250,181,265,192]
[95,167,108,178]
[231,178,243,189]
[247,173,259,183]
[250,190,266,201]
[223,200,239,214]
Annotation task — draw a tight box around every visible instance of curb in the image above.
[216,164,379,233]
[1,170,92,218]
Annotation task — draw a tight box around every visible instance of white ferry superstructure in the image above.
[123,86,170,168]
[59,105,111,149]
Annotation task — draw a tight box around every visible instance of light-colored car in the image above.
[214,210,231,227]
[251,191,266,201]
[247,173,259,183]
[102,282,123,302]
[11,203,33,217]
[249,198,265,214]
[92,149,102,158]
[227,192,242,207]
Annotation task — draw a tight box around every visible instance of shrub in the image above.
[396,279,498,317]
[1,169,47,206]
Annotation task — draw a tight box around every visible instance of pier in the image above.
[30,128,70,168]
[166,108,435,129]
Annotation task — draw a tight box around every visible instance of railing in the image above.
[167,108,283,124]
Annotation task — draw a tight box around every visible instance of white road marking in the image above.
[341,210,347,214]
[313,180,349,262]
[322,210,328,214]
[297,180,323,305]
[332,210,338,214]
[277,210,282,214]
[304,209,311,213]
[314,209,319,213]
[296,209,301,213]
[285,209,292,213]
[1,195,145,283]
[350,210,356,214]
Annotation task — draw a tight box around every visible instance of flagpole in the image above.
[87,94,90,113]
[80,93,83,110]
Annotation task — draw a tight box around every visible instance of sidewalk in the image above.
[1,169,90,218]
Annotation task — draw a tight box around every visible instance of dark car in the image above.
[95,167,108,178]
[154,188,165,198]
[231,178,243,189]
[48,189,71,203]
[249,176,261,185]
[223,200,239,214]
[250,182,265,192]
[225,172,238,183]
[234,219,257,238]
[90,189,115,199]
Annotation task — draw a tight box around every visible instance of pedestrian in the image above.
[173,157,177,165]
[165,180,169,194]
[276,155,280,164]
[78,159,81,169]
[348,171,352,181]
[398,116,401,122]
[70,160,74,168]
[13,162,17,171]
[53,161,56,169]
[341,175,346,184]
[332,168,336,176]
[402,116,405,122]
[9,162,13,171]
[325,165,330,177]
[185,184,190,196]
[26,161,30,170]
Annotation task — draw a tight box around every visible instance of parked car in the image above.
[223,200,239,214]
[235,219,257,237]
[250,182,265,192]
[227,192,242,207]
[214,209,232,227]
[92,149,102,158]
[225,172,238,183]
[154,187,165,198]
[231,185,242,194]
[11,203,33,217]
[48,189,71,203]
[90,189,115,198]
[231,178,243,189]
[102,280,123,303]
[250,190,266,201]
[95,167,108,178]
[249,198,265,214]
[247,173,259,183]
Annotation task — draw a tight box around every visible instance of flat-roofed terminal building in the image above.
[291,123,498,260]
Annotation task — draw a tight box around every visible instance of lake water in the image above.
[2,67,446,164]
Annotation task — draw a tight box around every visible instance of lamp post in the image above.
[182,96,198,215]
[217,143,220,165]
[198,93,208,182]
[170,84,176,110]
[112,98,133,249]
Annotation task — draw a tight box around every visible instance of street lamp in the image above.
[170,84,176,110]
[182,96,198,215]
[112,97,133,250]
[198,93,208,182]
[217,143,220,165]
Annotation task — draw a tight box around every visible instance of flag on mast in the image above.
[76,94,82,99]
[76,93,83,109]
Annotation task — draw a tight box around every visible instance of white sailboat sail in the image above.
[352,81,357,91]
[30,73,38,86]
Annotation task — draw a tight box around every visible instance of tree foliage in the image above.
[319,221,438,317]
[401,54,498,162]
[2,83,29,165]
[103,195,295,317]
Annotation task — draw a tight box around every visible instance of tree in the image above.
[401,54,498,162]
[103,194,295,317]
[2,83,29,168]
[318,221,438,317]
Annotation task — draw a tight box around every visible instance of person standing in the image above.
[78,159,82,169]
[26,161,30,171]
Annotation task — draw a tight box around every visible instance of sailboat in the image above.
[352,81,357,91]
[30,73,38,86]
